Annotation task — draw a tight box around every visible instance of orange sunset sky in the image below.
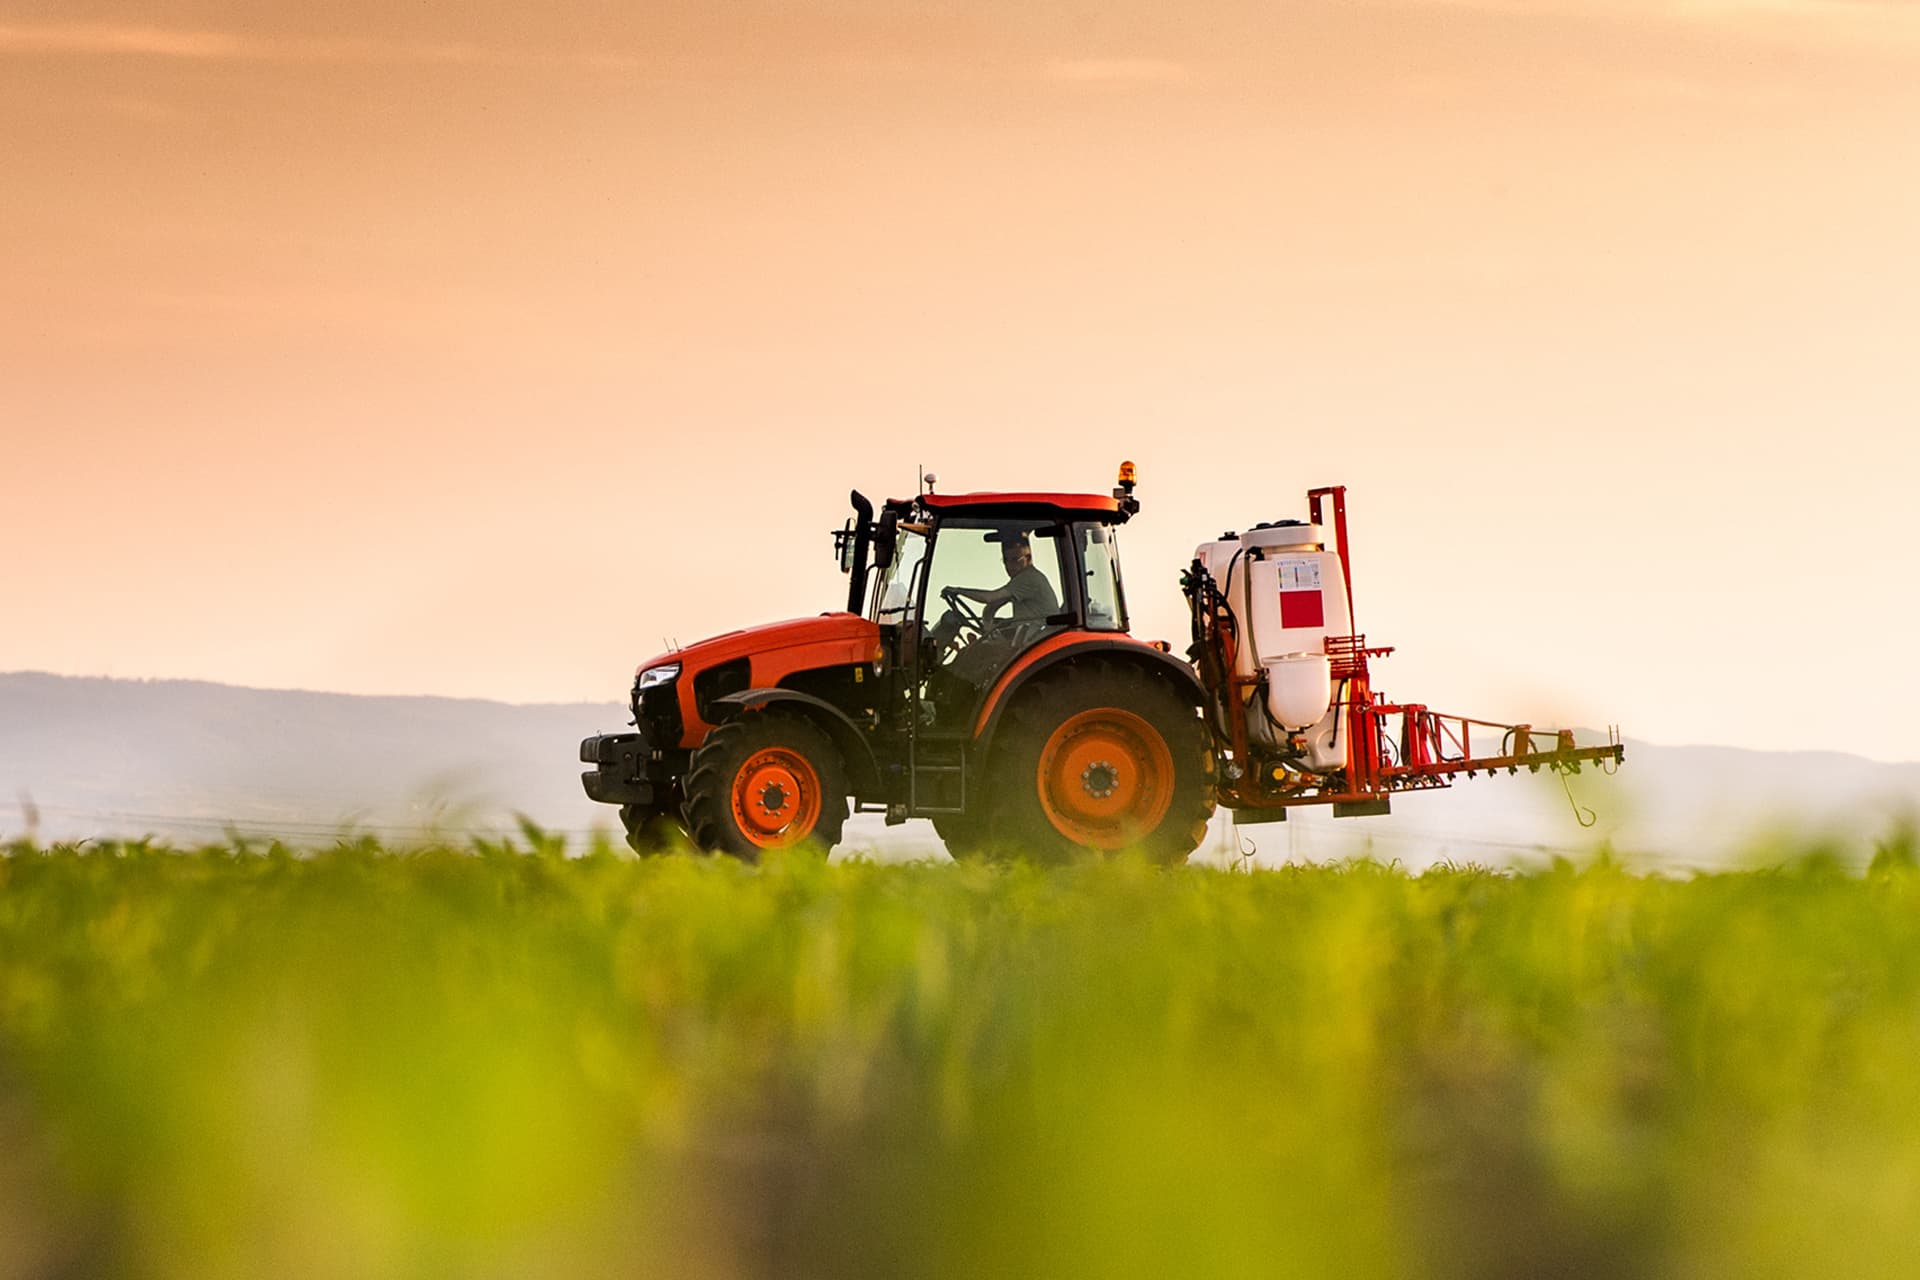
[5,0,1918,760]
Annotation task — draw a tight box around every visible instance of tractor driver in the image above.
[947,532,1060,627]
[927,531,1061,681]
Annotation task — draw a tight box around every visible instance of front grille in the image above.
[633,679,683,747]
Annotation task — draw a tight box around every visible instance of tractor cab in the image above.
[856,489,1134,733]
[814,478,1152,826]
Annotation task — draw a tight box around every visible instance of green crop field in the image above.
[2,832,1918,1280]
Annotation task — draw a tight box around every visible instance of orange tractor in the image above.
[581,467,1621,861]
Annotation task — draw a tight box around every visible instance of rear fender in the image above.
[972,637,1207,764]
[708,689,882,796]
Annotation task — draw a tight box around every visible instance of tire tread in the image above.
[981,662,1215,865]
[681,715,848,860]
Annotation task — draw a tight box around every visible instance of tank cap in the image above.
[1251,519,1308,530]
[1243,522,1325,551]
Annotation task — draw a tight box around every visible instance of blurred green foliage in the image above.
[3,835,1920,1279]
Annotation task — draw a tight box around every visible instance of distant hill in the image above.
[2,672,1915,869]
[0,671,626,844]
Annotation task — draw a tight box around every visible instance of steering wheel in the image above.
[937,586,988,645]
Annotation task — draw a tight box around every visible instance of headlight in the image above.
[636,663,681,690]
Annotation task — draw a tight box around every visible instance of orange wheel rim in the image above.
[730,748,824,848]
[1035,708,1175,850]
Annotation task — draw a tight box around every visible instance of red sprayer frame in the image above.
[1200,486,1624,816]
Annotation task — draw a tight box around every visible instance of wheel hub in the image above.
[717,738,828,852]
[736,757,808,838]
[1034,707,1176,850]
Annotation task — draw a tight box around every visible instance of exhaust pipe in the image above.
[845,490,874,614]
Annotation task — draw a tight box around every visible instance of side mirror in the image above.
[833,520,857,573]
[871,510,899,573]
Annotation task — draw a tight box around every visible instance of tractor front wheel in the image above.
[617,802,683,856]
[983,664,1214,865]
[932,812,990,862]
[681,713,848,860]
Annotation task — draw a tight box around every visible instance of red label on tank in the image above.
[1280,590,1325,629]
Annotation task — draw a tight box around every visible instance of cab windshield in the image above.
[871,526,929,624]
[922,520,1066,625]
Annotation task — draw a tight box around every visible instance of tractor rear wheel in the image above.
[681,713,848,860]
[983,664,1214,865]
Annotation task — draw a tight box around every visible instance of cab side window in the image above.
[1080,525,1126,632]
[924,521,1067,622]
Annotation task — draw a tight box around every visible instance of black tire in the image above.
[931,812,991,862]
[681,713,848,861]
[981,663,1215,865]
[617,802,683,856]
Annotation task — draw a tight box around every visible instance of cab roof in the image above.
[912,491,1128,521]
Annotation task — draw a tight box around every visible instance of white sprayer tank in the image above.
[1194,522,1353,733]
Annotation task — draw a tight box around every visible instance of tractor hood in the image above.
[635,613,881,681]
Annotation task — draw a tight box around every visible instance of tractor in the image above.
[580,466,1622,862]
